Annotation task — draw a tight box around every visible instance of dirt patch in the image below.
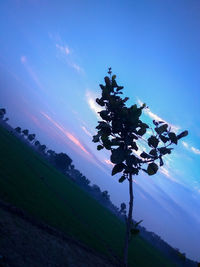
[0,200,120,267]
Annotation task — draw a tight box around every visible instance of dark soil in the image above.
[0,200,118,267]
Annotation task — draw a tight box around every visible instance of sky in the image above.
[0,0,200,261]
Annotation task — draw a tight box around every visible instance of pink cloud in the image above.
[40,111,90,155]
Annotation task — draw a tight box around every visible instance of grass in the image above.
[0,125,176,266]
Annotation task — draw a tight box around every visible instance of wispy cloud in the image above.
[104,159,114,167]
[191,146,200,155]
[40,111,90,155]
[20,55,45,91]
[81,126,93,137]
[86,90,102,118]
[137,99,180,132]
[182,141,200,155]
[56,44,70,55]
[54,38,83,74]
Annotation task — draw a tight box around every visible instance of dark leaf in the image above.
[140,152,151,159]
[158,147,172,155]
[92,134,100,143]
[116,86,124,91]
[112,163,126,175]
[147,163,158,175]
[131,142,138,151]
[97,145,104,151]
[148,136,159,148]
[110,147,126,164]
[99,110,109,120]
[177,130,188,140]
[168,132,177,144]
[119,176,126,183]
[149,149,157,157]
[126,155,138,167]
[137,127,146,136]
[153,120,159,126]
[155,124,168,134]
[160,135,169,143]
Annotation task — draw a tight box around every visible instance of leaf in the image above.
[112,75,116,80]
[131,142,138,151]
[110,147,126,164]
[119,176,126,183]
[155,124,168,134]
[99,110,109,120]
[148,136,159,148]
[96,98,105,107]
[116,86,124,91]
[92,134,100,143]
[140,152,151,159]
[112,163,126,175]
[104,76,111,86]
[97,145,104,151]
[149,149,157,157]
[168,132,177,144]
[153,120,159,126]
[137,127,146,136]
[126,155,138,167]
[158,147,172,155]
[147,163,158,175]
[160,135,169,143]
[177,130,188,140]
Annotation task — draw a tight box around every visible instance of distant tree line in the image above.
[0,108,9,122]
[13,124,122,216]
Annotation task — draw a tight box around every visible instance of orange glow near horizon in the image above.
[40,111,90,155]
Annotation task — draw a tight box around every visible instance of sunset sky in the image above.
[0,0,200,261]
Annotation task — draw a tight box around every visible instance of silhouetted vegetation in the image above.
[4,110,194,266]
[93,68,188,267]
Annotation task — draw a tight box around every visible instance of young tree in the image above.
[92,68,188,267]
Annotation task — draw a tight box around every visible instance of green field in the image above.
[0,125,175,266]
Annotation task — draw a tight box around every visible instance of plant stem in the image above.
[123,173,134,267]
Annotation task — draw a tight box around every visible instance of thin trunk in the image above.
[123,173,134,267]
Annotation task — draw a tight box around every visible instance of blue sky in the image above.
[0,0,200,261]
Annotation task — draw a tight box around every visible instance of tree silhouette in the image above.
[0,108,6,120]
[28,133,36,143]
[54,152,72,172]
[92,68,188,267]
[15,127,21,134]
[22,129,29,137]
[34,140,40,147]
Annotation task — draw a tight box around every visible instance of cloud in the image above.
[104,159,114,167]
[20,55,45,91]
[55,40,83,74]
[86,90,102,118]
[56,44,70,55]
[182,141,200,155]
[81,126,93,137]
[40,111,90,155]
[182,141,189,149]
[191,146,200,155]
[137,99,180,132]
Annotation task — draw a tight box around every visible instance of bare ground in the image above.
[0,200,119,267]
